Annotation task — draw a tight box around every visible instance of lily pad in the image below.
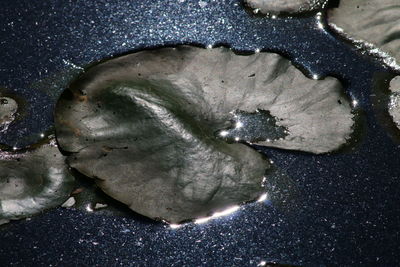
[389,76,400,130]
[56,46,353,154]
[244,0,327,15]
[0,143,74,223]
[0,96,18,132]
[328,0,400,68]
[55,46,353,223]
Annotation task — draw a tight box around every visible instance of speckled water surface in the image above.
[0,0,399,266]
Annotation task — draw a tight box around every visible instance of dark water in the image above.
[0,0,399,266]
[216,109,289,144]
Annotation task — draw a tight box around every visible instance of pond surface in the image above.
[0,0,399,266]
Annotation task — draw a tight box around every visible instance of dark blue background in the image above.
[0,0,399,266]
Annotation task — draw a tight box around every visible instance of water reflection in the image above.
[257,193,268,203]
[167,167,299,229]
[85,204,94,212]
[194,206,240,225]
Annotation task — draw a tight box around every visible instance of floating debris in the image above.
[71,187,85,195]
[94,203,108,210]
[61,197,76,208]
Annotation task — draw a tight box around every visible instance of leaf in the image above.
[328,0,400,68]
[389,76,400,130]
[55,46,353,223]
[0,143,75,222]
[0,96,18,132]
[244,0,327,15]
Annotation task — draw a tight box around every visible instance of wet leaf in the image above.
[55,46,353,223]
[0,96,18,132]
[0,143,74,222]
[389,76,400,130]
[328,0,400,68]
[244,0,327,15]
[56,46,353,154]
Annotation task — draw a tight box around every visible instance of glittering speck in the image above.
[216,110,288,144]
[198,1,207,8]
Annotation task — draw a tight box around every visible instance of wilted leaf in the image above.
[55,46,353,223]
[0,143,74,222]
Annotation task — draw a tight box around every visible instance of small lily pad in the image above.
[0,143,74,222]
[244,0,327,15]
[55,46,353,223]
[389,76,400,129]
[0,96,18,132]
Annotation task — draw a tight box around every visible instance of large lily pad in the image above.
[55,46,353,223]
[56,46,353,154]
[328,0,400,68]
[244,0,327,15]
[0,143,74,223]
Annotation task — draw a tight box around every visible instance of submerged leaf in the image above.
[0,143,74,222]
[328,0,400,68]
[55,46,353,222]
[389,76,400,130]
[244,0,327,15]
